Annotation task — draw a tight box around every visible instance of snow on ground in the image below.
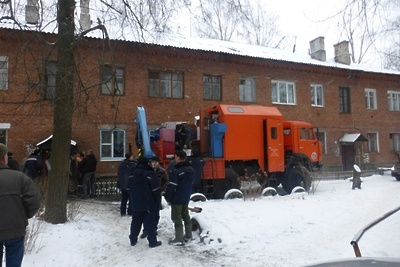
[21,172,400,267]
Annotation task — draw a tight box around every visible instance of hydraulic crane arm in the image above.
[134,106,155,159]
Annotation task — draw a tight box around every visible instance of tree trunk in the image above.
[44,0,75,223]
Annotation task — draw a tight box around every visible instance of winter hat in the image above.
[175,150,187,160]
[137,156,149,165]
[125,152,133,159]
[0,143,8,157]
[151,156,160,163]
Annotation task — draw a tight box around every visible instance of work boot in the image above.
[184,223,193,242]
[168,225,184,246]
[129,235,137,246]
[140,231,148,239]
[149,241,162,248]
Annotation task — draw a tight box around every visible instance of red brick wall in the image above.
[1,28,400,175]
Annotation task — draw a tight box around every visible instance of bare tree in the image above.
[44,0,75,223]
[0,0,190,223]
[237,0,283,48]
[192,0,282,48]
[384,13,400,70]
[334,0,397,64]
[193,0,246,41]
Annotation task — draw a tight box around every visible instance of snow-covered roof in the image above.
[143,35,400,76]
[1,0,400,77]
[36,135,77,146]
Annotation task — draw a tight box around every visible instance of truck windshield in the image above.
[300,128,315,140]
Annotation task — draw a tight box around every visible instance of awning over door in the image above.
[339,133,368,143]
[36,135,77,147]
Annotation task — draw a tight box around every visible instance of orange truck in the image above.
[142,104,322,198]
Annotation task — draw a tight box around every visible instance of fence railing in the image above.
[91,168,386,197]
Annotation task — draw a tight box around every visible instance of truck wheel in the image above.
[283,167,307,194]
[224,189,243,199]
[190,193,207,202]
[261,187,277,197]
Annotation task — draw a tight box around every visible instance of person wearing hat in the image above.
[0,143,40,266]
[117,152,136,216]
[150,156,168,193]
[7,151,20,171]
[127,156,162,248]
[140,156,169,239]
[164,150,195,246]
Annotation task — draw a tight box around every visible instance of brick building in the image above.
[1,28,400,175]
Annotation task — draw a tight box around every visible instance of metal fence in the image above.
[92,168,387,197]
[92,176,120,197]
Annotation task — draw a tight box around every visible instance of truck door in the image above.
[265,119,284,173]
[299,128,320,162]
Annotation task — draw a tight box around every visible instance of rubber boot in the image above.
[169,225,184,246]
[184,223,193,242]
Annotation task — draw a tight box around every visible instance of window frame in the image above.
[388,90,400,111]
[271,80,296,105]
[311,84,324,107]
[367,132,379,153]
[100,65,125,96]
[203,74,222,100]
[0,56,8,90]
[339,87,351,113]
[316,131,327,154]
[239,77,256,102]
[46,61,57,100]
[99,129,126,161]
[390,133,400,152]
[148,70,183,99]
[365,88,377,110]
[0,123,10,145]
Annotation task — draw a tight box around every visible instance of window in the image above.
[101,65,124,95]
[149,71,183,98]
[203,75,221,100]
[272,80,295,104]
[390,133,400,152]
[339,87,351,113]
[311,84,324,107]
[100,130,126,160]
[0,56,8,90]
[316,131,327,154]
[46,61,57,100]
[365,88,377,109]
[239,78,256,102]
[300,128,315,140]
[388,90,400,111]
[0,123,10,145]
[367,133,378,153]
[0,129,6,144]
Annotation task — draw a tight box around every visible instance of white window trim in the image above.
[99,129,126,161]
[311,84,324,107]
[239,77,256,102]
[0,123,11,129]
[367,132,379,153]
[271,80,296,105]
[388,90,400,111]
[365,88,377,110]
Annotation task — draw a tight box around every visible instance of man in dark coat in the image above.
[117,152,136,216]
[128,157,162,248]
[189,151,205,193]
[0,143,40,267]
[165,150,195,246]
[23,149,42,179]
[7,151,20,171]
[78,149,97,198]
